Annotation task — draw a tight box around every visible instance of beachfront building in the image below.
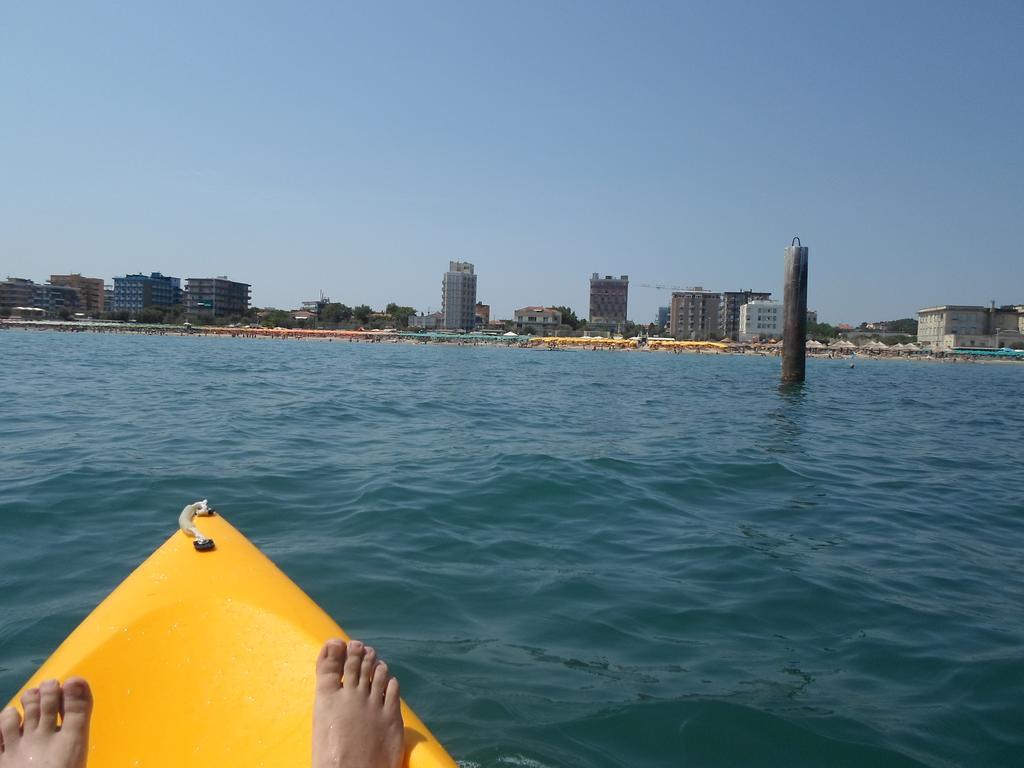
[474,302,490,327]
[410,311,443,330]
[720,290,771,339]
[0,277,80,317]
[185,277,251,319]
[589,274,628,333]
[36,284,80,316]
[441,261,477,331]
[113,272,182,313]
[514,306,562,334]
[50,274,105,315]
[657,306,670,328]
[917,304,1024,350]
[739,300,783,342]
[669,288,721,340]
[0,277,39,311]
[807,309,819,325]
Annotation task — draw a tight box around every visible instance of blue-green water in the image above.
[2,330,1022,768]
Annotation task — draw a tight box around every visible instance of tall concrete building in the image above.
[50,273,105,315]
[720,290,771,339]
[441,261,477,330]
[657,306,670,328]
[669,287,721,340]
[185,276,251,318]
[113,272,182,313]
[589,274,629,332]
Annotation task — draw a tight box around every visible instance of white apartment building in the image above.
[441,261,477,331]
[739,300,783,342]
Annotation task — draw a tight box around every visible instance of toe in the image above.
[38,680,61,731]
[59,677,93,734]
[20,688,41,731]
[342,640,364,688]
[315,639,346,694]
[0,706,22,747]
[371,661,390,700]
[383,676,401,717]
[359,647,377,692]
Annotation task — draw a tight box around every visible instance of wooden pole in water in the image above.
[782,237,808,383]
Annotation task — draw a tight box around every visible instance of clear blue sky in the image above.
[2,0,1021,324]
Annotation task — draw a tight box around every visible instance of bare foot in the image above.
[0,677,92,768]
[313,639,404,768]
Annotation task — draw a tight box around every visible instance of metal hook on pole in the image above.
[791,236,802,247]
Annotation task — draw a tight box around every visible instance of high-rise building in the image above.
[657,306,670,328]
[669,288,722,340]
[113,273,182,313]
[50,274,105,315]
[185,277,251,318]
[589,274,628,332]
[720,290,771,339]
[441,262,477,330]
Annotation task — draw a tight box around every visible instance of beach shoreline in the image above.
[4,319,1022,365]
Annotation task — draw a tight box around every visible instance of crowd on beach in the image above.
[2,319,1020,363]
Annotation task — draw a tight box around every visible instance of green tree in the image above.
[385,303,416,328]
[353,304,373,325]
[321,303,353,325]
[553,306,580,330]
[884,318,918,334]
[807,321,838,340]
[260,309,293,328]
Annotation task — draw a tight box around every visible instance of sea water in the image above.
[1,329,1022,767]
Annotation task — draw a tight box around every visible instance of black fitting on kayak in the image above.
[193,538,216,552]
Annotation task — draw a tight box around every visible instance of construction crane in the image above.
[634,282,690,292]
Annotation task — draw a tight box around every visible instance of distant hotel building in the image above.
[410,311,443,330]
[474,302,490,327]
[50,274,105,315]
[514,306,562,334]
[721,290,771,339]
[185,276,251,318]
[657,306,670,328]
[0,277,41,311]
[917,303,1024,350]
[113,272,182,313]
[441,261,477,330]
[739,300,782,342]
[0,277,80,317]
[589,274,628,332]
[669,288,720,340]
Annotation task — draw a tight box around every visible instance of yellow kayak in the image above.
[6,512,457,768]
